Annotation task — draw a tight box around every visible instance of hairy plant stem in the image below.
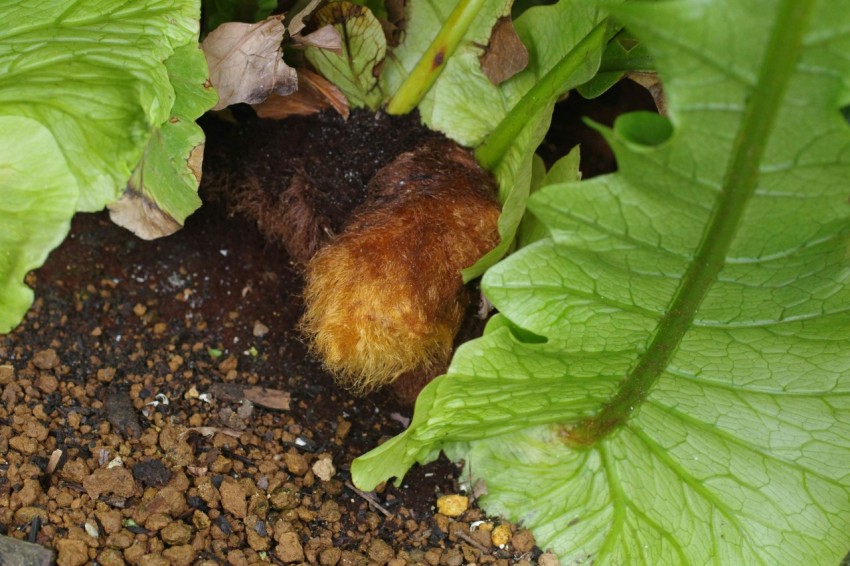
[475,22,607,171]
[386,0,486,115]
[567,0,815,447]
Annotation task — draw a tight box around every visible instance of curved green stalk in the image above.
[386,0,486,115]
[474,21,607,171]
[567,0,814,446]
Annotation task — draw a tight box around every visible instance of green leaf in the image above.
[517,146,581,248]
[304,2,386,110]
[385,0,508,115]
[109,44,218,239]
[0,1,199,211]
[0,1,210,332]
[354,0,850,562]
[381,0,509,115]
[577,32,654,99]
[0,119,78,332]
[461,0,615,278]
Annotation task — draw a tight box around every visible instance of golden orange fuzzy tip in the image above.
[300,139,501,392]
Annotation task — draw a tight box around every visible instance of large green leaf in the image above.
[0,119,78,333]
[354,0,850,562]
[109,44,218,239]
[0,1,212,332]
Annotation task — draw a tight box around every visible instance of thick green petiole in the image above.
[386,0,487,115]
[475,22,607,171]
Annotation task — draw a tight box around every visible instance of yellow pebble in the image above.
[491,523,512,547]
[436,494,469,517]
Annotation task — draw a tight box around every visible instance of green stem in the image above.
[386,0,486,115]
[567,0,814,446]
[475,22,608,171]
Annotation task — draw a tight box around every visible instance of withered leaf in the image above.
[479,17,529,86]
[380,0,406,47]
[295,24,343,53]
[210,383,291,411]
[107,140,204,240]
[254,68,349,119]
[109,184,183,241]
[202,15,298,110]
[628,71,667,115]
[288,0,323,36]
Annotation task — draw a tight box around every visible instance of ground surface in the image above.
[0,202,545,566]
[0,81,654,565]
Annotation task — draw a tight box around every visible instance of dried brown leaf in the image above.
[288,0,323,36]
[295,24,343,53]
[108,189,182,240]
[202,15,298,110]
[479,17,529,86]
[380,0,406,47]
[242,386,291,411]
[209,383,291,411]
[186,426,244,438]
[254,68,349,119]
[628,71,667,115]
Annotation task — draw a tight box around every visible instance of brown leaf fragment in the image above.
[202,15,298,110]
[479,17,529,85]
[209,382,291,411]
[243,386,291,411]
[288,0,323,36]
[108,187,183,240]
[295,24,343,53]
[254,68,349,120]
[187,426,244,438]
[104,383,142,438]
[382,0,406,45]
[628,71,667,115]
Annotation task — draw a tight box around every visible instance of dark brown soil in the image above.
[0,81,656,565]
[0,203,544,565]
[0,109,546,565]
[202,108,441,265]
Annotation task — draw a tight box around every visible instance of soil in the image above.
[0,80,654,565]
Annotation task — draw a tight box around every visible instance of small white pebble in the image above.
[312,457,336,482]
[84,520,99,539]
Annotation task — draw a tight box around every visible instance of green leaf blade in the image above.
[110,43,217,239]
[355,0,850,562]
[0,1,212,331]
[0,0,200,210]
[0,118,78,333]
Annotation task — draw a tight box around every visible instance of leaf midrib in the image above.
[567,0,816,446]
